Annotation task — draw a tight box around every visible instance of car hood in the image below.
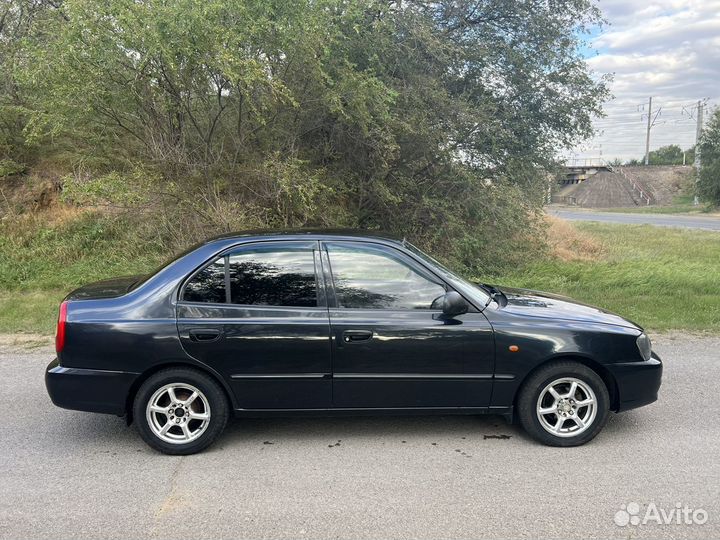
[66,275,145,300]
[494,286,642,330]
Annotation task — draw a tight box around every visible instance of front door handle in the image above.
[342,330,373,343]
[189,328,222,342]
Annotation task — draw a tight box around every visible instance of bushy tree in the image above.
[0,1,51,161]
[626,145,694,166]
[697,108,720,206]
[3,0,609,274]
[649,145,692,166]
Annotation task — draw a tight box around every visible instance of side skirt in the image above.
[232,405,513,421]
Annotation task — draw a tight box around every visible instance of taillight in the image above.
[55,301,68,354]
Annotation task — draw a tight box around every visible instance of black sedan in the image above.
[46,230,662,454]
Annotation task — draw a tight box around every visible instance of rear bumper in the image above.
[608,352,663,412]
[45,358,138,416]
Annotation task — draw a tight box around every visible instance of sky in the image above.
[570,0,720,163]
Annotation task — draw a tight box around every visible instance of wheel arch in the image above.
[124,360,237,424]
[513,354,619,412]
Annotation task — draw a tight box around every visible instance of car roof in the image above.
[205,228,404,245]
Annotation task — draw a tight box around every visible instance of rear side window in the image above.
[227,247,316,307]
[183,258,226,303]
[182,244,317,307]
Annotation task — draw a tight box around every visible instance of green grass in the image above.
[0,290,67,334]
[499,222,720,332]
[0,211,164,334]
[1,213,718,335]
[599,194,718,215]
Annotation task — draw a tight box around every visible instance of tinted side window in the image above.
[228,247,317,307]
[326,243,446,309]
[183,258,226,303]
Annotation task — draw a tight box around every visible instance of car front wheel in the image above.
[133,367,229,455]
[517,361,610,447]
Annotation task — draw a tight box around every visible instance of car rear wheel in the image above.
[517,361,610,447]
[133,368,229,455]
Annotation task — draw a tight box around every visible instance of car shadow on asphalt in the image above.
[223,414,521,444]
[219,410,644,447]
[44,407,647,455]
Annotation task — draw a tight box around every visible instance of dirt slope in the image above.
[556,165,693,208]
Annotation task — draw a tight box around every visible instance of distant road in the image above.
[549,209,720,231]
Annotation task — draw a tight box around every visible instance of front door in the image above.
[177,240,332,409]
[321,241,495,409]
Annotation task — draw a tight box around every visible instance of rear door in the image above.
[177,240,332,409]
[321,241,495,409]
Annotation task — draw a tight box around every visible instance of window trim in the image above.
[321,240,449,312]
[178,240,322,309]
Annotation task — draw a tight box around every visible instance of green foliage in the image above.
[697,108,720,205]
[60,168,156,206]
[0,158,26,178]
[626,144,695,166]
[501,222,720,332]
[2,0,609,275]
[0,212,164,292]
[0,209,166,333]
[0,1,54,160]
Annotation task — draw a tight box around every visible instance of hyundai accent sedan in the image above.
[46,230,662,454]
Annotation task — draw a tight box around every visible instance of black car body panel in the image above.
[46,230,662,421]
[178,302,333,409]
[495,286,643,329]
[46,358,138,415]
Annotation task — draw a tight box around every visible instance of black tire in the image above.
[517,360,610,447]
[133,367,229,455]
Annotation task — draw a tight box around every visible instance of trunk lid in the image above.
[66,275,145,300]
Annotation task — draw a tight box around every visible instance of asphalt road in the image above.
[549,209,720,231]
[1,336,719,539]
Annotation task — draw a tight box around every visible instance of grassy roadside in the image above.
[592,195,720,216]
[1,213,718,335]
[500,221,720,332]
[0,209,164,334]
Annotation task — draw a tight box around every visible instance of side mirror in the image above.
[432,291,469,318]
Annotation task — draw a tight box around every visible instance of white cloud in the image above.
[571,0,720,162]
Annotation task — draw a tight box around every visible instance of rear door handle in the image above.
[189,328,222,342]
[342,330,373,343]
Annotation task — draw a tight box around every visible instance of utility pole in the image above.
[645,96,652,165]
[642,97,663,165]
[694,100,704,205]
[694,100,703,169]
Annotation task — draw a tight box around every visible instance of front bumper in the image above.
[45,358,139,416]
[607,352,663,412]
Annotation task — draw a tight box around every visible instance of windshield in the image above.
[403,242,491,306]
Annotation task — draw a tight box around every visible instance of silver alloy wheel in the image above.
[146,383,211,444]
[536,377,597,438]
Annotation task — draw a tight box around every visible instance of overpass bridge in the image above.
[561,158,612,185]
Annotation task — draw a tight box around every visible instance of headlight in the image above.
[636,333,652,361]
